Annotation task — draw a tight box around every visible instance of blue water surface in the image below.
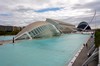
[0,34,90,66]
[0,36,14,41]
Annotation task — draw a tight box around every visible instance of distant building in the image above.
[0,25,13,32]
[77,21,91,31]
[0,25,23,32]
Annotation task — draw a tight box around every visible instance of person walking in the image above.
[13,37,14,43]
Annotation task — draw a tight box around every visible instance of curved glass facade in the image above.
[15,23,60,40]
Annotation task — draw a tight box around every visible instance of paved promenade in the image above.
[72,38,98,66]
[0,40,18,45]
[0,40,12,45]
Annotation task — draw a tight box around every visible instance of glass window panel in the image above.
[31,30,36,35]
[36,28,40,33]
[29,31,34,38]
[39,26,43,31]
[37,27,41,33]
[38,27,42,32]
[16,34,30,40]
[34,29,38,34]
[41,26,44,30]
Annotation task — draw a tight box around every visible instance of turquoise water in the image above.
[0,36,14,41]
[0,34,90,66]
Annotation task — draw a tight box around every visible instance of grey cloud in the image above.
[0,0,35,13]
[0,0,99,28]
[14,5,34,12]
[61,15,100,28]
[70,0,100,28]
[72,0,100,12]
[0,0,29,6]
[0,12,13,17]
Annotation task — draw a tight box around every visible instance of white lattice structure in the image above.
[46,18,75,33]
[15,21,60,40]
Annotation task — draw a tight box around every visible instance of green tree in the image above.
[95,29,100,47]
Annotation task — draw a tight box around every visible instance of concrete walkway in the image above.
[0,40,19,45]
[0,40,12,45]
[72,38,98,66]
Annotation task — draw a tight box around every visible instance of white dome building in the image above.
[15,18,76,40]
[46,18,75,33]
[15,21,61,40]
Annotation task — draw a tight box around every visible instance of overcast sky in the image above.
[0,0,100,28]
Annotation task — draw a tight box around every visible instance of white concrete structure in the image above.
[15,18,75,40]
[15,21,60,40]
[46,18,75,33]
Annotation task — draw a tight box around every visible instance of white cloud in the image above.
[0,0,99,28]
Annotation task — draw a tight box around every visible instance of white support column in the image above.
[26,32,32,40]
[52,24,60,33]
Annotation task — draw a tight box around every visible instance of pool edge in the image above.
[67,35,91,66]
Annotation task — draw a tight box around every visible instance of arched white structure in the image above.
[15,21,61,40]
[46,18,75,33]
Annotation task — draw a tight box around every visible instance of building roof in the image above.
[77,21,91,31]
[46,18,75,26]
[16,21,50,37]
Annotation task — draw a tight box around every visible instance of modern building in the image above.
[15,18,76,40]
[15,21,61,40]
[46,18,75,33]
[77,21,91,31]
[0,25,13,32]
[0,25,23,32]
